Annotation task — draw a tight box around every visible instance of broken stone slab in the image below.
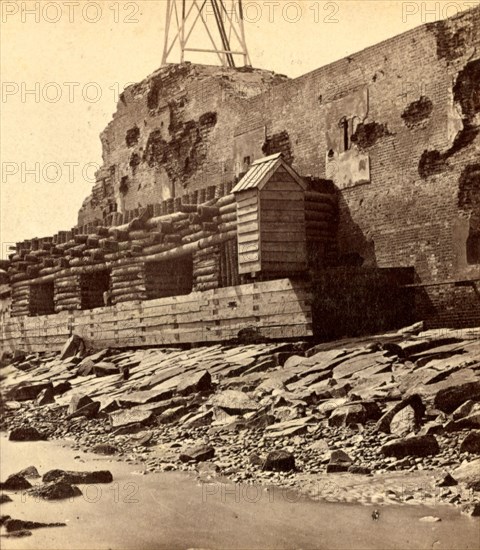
[42,470,113,484]
[7,382,53,402]
[116,389,174,408]
[158,405,190,424]
[208,390,259,414]
[459,430,480,454]
[67,394,94,415]
[263,450,295,472]
[326,450,353,472]
[52,381,72,396]
[328,401,381,427]
[9,427,47,441]
[176,370,211,396]
[389,405,418,438]
[35,386,55,406]
[76,358,95,377]
[94,362,120,377]
[452,400,480,420]
[109,408,155,429]
[419,516,441,523]
[181,410,214,428]
[59,334,85,361]
[0,494,13,504]
[4,518,66,533]
[444,412,480,432]
[436,473,458,487]
[433,380,480,413]
[179,445,215,463]
[381,435,440,458]
[28,481,82,501]
[375,394,425,434]
[66,401,100,420]
[317,398,347,416]
[0,475,32,491]
[264,416,316,438]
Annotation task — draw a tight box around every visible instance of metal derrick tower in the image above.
[162,0,251,68]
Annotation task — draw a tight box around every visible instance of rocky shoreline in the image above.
[1,325,480,523]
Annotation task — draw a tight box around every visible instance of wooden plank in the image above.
[261,210,305,223]
[263,180,300,191]
[260,199,304,210]
[237,221,260,234]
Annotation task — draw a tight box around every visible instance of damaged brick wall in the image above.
[78,64,287,226]
[77,6,480,329]
[234,6,480,328]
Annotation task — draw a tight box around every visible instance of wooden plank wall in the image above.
[0,278,313,353]
[236,189,261,274]
[261,169,307,274]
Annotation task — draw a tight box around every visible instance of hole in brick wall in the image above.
[129,153,141,174]
[453,60,480,118]
[401,96,434,128]
[119,176,129,195]
[29,282,54,316]
[145,257,193,300]
[79,270,111,310]
[262,131,294,164]
[351,121,391,149]
[466,230,480,265]
[126,126,140,147]
[418,150,448,178]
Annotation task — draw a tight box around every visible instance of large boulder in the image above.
[109,408,154,429]
[209,390,259,414]
[433,381,480,413]
[0,474,32,490]
[42,470,113,484]
[263,450,295,472]
[14,466,40,479]
[375,395,425,434]
[179,445,215,463]
[460,431,480,454]
[328,401,381,427]
[452,400,480,420]
[381,435,440,458]
[9,427,47,441]
[29,481,82,500]
[67,394,93,415]
[176,370,212,396]
[326,450,353,473]
[76,358,95,377]
[35,387,55,406]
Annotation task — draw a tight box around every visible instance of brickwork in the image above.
[78,7,480,329]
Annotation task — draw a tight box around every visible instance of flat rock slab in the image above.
[42,470,113,484]
[209,390,259,413]
[381,435,440,458]
[109,408,155,429]
[179,445,215,463]
[117,389,174,407]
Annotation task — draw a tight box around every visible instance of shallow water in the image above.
[0,434,479,550]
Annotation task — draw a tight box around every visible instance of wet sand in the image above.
[1,434,479,550]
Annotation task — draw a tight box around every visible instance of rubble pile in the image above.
[1,325,479,509]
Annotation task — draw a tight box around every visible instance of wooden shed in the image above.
[232,153,308,276]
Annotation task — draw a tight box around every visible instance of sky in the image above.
[1,0,478,257]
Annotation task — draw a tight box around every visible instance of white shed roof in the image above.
[231,153,307,193]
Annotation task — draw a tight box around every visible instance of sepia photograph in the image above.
[0,0,479,548]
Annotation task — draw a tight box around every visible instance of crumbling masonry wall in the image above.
[233,6,480,328]
[78,6,480,329]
